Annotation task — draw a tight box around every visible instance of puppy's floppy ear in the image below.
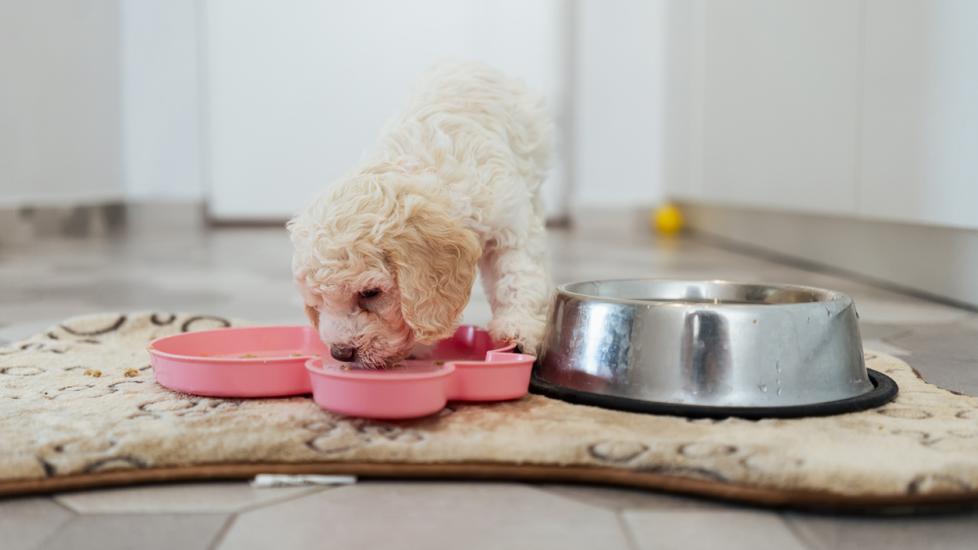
[386,200,481,344]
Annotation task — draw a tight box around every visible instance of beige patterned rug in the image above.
[2,312,978,510]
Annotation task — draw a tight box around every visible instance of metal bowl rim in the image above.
[555,278,852,309]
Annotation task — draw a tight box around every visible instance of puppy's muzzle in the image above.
[329,344,357,362]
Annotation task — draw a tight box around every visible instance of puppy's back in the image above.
[392,61,553,186]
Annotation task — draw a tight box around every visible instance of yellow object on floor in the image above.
[652,203,684,234]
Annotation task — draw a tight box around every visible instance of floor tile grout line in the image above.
[517,482,625,512]
[780,512,821,550]
[48,496,80,516]
[234,485,331,514]
[49,485,332,517]
[879,330,915,346]
[207,513,238,550]
[29,510,82,550]
[522,482,731,514]
[615,510,641,550]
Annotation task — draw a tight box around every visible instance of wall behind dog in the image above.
[199,0,573,222]
[196,0,668,221]
[0,1,668,216]
[0,1,124,207]
[120,0,203,202]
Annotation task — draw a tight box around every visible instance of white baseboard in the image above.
[0,190,126,209]
[679,202,978,309]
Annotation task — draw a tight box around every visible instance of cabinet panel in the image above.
[859,0,978,229]
[697,0,861,214]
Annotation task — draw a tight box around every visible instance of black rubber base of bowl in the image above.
[529,369,898,420]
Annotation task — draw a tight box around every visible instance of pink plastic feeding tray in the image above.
[148,325,534,419]
[149,326,327,397]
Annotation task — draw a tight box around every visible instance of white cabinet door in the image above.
[202,0,568,222]
[668,0,978,230]
[668,0,862,215]
[858,0,978,230]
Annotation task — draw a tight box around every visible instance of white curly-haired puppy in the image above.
[288,62,552,368]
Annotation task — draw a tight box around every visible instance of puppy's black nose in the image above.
[330,345,356,362]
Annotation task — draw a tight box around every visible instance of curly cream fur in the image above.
[289,62,552,368]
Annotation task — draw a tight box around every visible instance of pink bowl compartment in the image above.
[306,326,535,418]
[305,361,455,419]
[149,326,326,397]
[447,350,535,402]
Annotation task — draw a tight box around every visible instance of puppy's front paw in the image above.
[489,314,546,355]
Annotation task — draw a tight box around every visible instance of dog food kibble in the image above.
[123,368,140,378]
[83,368,102,378]
[433,361,445,366]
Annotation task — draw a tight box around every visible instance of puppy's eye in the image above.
[358,288,382,300]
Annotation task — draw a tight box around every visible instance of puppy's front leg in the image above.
[479,237,552,354]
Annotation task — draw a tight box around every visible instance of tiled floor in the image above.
[2,206,977,549]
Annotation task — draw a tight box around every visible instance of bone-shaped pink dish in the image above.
[148,325,534,419]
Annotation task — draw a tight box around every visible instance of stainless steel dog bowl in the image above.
[533,279,897,418]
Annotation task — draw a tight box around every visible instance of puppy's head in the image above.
[288,173,481,368]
